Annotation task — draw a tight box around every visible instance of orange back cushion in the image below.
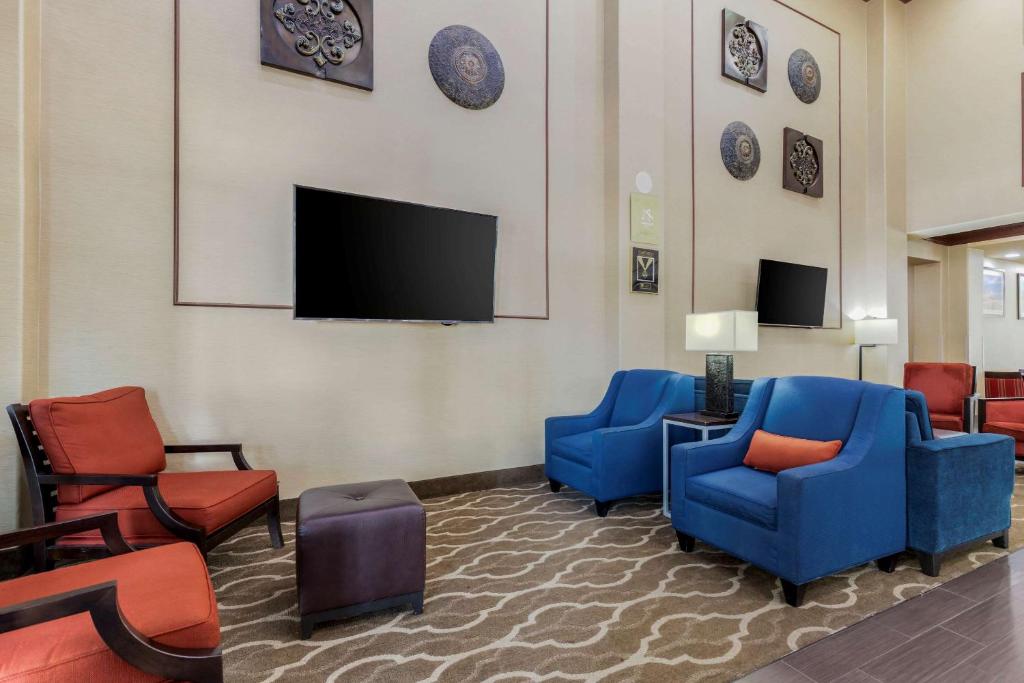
[904,362,974,415]
[29,386,166,504]
[743,429,843,474]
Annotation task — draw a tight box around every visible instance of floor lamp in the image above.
[854,318,898,380]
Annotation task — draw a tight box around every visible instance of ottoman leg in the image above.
[301,616,315,640]
[411,591,424,615]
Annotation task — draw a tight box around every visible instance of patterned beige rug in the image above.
[209,473,1023,682]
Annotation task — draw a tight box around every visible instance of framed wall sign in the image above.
[1018,273,1024,319]
[983,268,1005,316]
[630,193,660,245]
[632,248,659,294]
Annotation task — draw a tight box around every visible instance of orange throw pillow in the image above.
[743,429,843,473]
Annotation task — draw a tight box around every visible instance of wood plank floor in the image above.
[740,548,1024,682]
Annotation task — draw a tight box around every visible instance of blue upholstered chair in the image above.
[670,376,907,607]
[905,390,1015,576]
[545,370,695,517]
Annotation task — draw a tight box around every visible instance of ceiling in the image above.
[979,238,1024,263]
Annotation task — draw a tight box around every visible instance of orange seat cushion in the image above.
[743,429,843,474]
[29,387,166,505]
[984,422,1024,457]
[0,543,218,682]
[55,470,278,546]
[930,412,964,431]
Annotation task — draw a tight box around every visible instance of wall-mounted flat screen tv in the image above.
[294,186,498,323]
[755,259,828,328]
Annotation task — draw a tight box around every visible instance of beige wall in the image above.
[906,0,1024,234]
[2,0,920,528]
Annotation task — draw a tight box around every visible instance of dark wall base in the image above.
[409,464,545,500]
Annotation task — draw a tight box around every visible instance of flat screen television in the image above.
[293,186,498,323]
[755,259,828,328]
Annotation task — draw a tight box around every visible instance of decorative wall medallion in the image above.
[722,9,767,92]
[783,127,824,198]
[720,121,761,180]
[429,26,505,110]
[631,248,659,294]
[788,49,821,103]
[260,0,374,90]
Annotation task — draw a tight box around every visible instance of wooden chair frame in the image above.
[6,403,284,571]
[0,513,224,683]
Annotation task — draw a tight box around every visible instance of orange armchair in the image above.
[903,362,976,432]
[0,513,223,682]
[7,386,283,570]
[985,371,1024,398]
[979,398,1024,460]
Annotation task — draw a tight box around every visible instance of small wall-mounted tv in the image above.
[755,259,828,328]
[293,186,498,323]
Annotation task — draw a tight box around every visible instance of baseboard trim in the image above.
[408,464,546,500]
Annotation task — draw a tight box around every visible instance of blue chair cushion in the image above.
[609,370,673,427]
[551,431,595,467]
[686,466,779,529]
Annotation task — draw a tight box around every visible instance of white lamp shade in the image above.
[854,318,898,345]
[685,311,759,352]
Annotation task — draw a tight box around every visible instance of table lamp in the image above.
[685,311,759,418]
[854,317,898,380]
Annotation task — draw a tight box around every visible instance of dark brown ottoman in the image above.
[296,480,425,638]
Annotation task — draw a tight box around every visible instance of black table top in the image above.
[663,411,739,427]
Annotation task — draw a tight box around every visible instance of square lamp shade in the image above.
[685,311,759,352]
[854,318,898,346]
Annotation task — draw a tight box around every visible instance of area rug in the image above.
[208,473,1023,682]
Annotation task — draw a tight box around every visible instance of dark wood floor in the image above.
[740,549,1024,682]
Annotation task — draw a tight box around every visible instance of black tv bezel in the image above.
[292,185,499,324]
[754,258,829,329]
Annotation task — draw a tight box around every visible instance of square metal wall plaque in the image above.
[260,0,374,91]
[722,8,767,93]
[782,127,824,198]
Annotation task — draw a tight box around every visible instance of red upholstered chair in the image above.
[7,386,283,570]
[903,362,976,432]
[0,513,223,682]
[980,398,1024,460]
[984,371,1024,398]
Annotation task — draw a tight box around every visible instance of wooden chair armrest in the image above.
[37,473,158,487]
[0,513,132,555]
[30,474,205,549]
[163,444,252,470]
[0,582,223,683]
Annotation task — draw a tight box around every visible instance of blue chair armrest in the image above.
[544,372,627,451]
[907,433,1015,553]
[670,376,776,479]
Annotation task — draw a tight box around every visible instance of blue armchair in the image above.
[905,390,1015,576]
[546,369,695,516]
[671,376,906,607]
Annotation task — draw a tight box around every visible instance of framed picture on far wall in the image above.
[983,267,1005,316]
[1018,274,1024,319]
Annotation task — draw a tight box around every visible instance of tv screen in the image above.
[755,259,828,328]
[294,186,498,323]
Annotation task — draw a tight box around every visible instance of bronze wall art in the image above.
[720,121,761,180]
[788,49,821,104]
[428,25,505,110]
[260,0,374,90]
[722,8,767,93]
[783,127,824,198]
